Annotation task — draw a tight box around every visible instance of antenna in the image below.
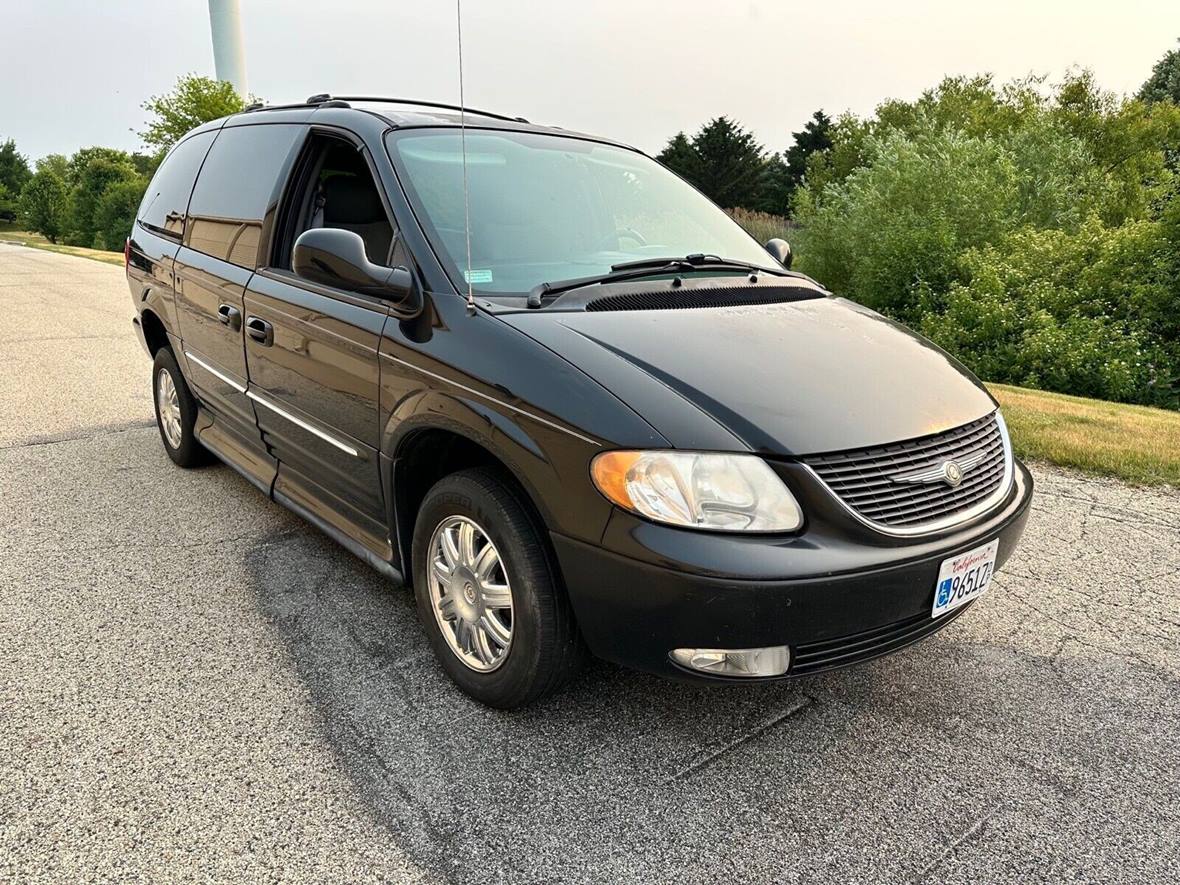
[456,0,476,314]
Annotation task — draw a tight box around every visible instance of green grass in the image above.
[0,223,124,266]
[989,383,1180,488]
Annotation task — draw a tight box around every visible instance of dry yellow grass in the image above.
[724,207,793,245]
[0,227,125,266]
[990,383,1180,487]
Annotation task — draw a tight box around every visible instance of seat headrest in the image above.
[323,175,385,224]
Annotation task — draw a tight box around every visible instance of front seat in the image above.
[320,175,394,265]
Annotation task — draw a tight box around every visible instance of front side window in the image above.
[273,135,395,270]
[388,129,778,296]
[186,123,303,267]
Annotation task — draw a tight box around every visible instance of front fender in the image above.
[379,387,615,561]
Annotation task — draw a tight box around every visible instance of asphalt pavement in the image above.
[2,242,1178,883]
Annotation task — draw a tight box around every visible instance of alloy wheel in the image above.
[156,367,183,449]
[427,515,514,672]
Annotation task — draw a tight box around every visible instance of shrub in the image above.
[919,218,1179,407]
[94,176,147,252]
[793,125,1092,323]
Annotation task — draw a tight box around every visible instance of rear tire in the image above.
[412,467,584,709]
[152,347,211,468]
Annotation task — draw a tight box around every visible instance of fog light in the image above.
[670,645,791,677]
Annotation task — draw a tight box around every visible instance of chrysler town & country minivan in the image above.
[126,95,1033,708]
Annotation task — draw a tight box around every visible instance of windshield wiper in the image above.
[610,253,785,275]
[527,254,788,307]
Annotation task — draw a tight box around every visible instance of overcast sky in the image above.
[5,1,1179,162]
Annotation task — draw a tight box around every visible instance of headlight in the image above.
[590,451,803,532]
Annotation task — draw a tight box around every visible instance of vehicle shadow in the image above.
[245,526,1180,884]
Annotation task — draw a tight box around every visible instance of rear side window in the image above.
[186,124,303,268]
[137,131,216,237]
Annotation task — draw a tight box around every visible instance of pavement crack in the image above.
[663,695,813,784]
[908,801,1002,884]
[0,420,155,450]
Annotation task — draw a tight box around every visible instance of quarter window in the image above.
[186,124,303,268]
[137,131,216,238]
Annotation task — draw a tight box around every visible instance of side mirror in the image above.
[293,228,420,315]
[765,238,792,270]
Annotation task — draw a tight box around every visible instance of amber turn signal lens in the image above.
[589,450,643,510]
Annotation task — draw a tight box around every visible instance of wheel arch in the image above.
[388,421,556,587]
[139,307,171,357]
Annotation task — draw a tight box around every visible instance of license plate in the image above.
[932,539,999,618]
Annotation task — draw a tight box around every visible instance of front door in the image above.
[242,131,397,559]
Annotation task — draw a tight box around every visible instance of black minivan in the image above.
[127,95,1033,708]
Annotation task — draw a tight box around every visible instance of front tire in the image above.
[152,347,210,467]
[412,468,584,709]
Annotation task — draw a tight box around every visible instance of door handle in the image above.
[246,316,274,347]
[217,303,242,330]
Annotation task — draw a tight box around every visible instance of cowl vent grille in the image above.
[584,285,823,312]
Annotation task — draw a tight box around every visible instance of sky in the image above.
[4,0,1179,163]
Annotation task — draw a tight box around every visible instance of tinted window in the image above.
[137,131,216,237]
[186,124,303,267]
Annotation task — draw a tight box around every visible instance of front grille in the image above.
[791,603,974,675]
[804,412,1009,532]
[584,284,821,312]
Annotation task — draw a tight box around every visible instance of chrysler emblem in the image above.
[891,451,984,487]
[942,460,963,487]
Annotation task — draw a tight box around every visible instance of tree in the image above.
[781,110,832,207]
[130,151,161,178]
[65,150,141,247]
[0,185,15,222]
[19,163,68,242]
[67,146,137,185]
[95,177,148,251]
[656,132,701,183]
[656,117,771,210]
[0,138,31,194]
[0,139,31,221]
[139,74,252,152]
[1139,39,1180,104]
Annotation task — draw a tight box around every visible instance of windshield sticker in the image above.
[463,269,494,284]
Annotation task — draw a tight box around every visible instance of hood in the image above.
[501,295,997,456]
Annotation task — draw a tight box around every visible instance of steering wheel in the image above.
[596,228,648,251]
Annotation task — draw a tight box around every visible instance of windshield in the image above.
[388,129,780,296]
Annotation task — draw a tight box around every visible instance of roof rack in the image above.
[306,93,529,124]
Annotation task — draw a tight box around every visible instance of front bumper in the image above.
[553,459,1034,680]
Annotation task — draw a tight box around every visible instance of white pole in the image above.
[207,0,248,97]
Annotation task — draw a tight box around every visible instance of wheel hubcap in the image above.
[427,516,513,672]
[156,368,182,449]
